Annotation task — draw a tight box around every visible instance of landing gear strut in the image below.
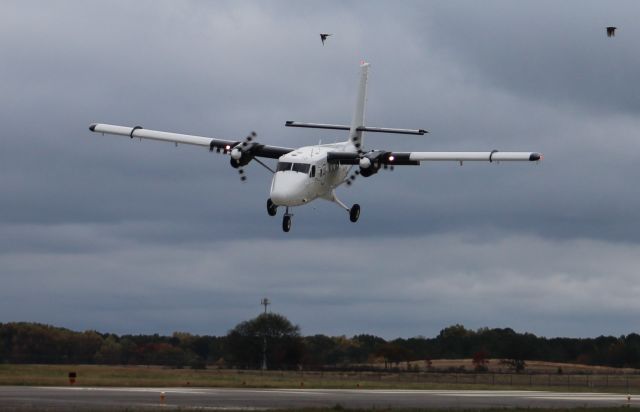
[327,190,361,223]
[282,207,292,232]
[266,198,277,216]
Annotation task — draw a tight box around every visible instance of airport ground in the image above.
[1,386,639,411]
[2,364,640,410]
[1,364,640,393]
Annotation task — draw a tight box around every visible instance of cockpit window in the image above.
[277,162,293,172]
[292,163,310,174]
[277,162,311,174]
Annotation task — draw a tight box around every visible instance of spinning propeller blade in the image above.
[227,131,257,182]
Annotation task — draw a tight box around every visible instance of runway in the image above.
[1,386,637,410]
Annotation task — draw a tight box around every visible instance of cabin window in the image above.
[276,162,293,172]
[310,165,316,177]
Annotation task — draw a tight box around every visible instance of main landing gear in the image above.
[267,196,359,233]
[266,198,277,216]
[329,191,360,224]
[349,204,360,223]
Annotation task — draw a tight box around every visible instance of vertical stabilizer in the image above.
[349,62,369,152]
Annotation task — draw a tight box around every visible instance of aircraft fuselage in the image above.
[269,143,353,206]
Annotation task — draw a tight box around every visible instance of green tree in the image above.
[226,313,303,369]
[94,335,122,364]
[375,343,413,369]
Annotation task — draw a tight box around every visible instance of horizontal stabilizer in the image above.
[285,121,427,135]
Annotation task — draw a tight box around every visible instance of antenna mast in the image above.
[261,298,270,314]
[260,298,270,370]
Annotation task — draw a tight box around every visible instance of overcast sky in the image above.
[2,0,640,340]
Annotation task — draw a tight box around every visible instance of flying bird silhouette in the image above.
[320,33,332,45]
[606,26,617,37]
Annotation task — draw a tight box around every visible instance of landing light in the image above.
[225,145,231,151]
[388,155,395,162]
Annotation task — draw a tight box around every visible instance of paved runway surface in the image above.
[1,386,638,410]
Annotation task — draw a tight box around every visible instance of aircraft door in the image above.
[318,162,326,186]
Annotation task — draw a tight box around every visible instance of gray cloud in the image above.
[2,232,639,338]
[1,0,640,338]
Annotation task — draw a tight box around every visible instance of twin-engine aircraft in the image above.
[90,62,542,232]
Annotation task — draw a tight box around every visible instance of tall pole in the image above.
[261,298,270,370]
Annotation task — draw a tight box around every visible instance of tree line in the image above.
[1,316,639,371]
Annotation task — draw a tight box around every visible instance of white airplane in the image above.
[89,62,542,232]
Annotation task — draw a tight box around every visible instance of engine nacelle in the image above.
[230,148,242,160]
[359,157,372,169]
[229,140,260,168]
[359,164,378,177]
[229,152,253,168]
[358,150,390,177]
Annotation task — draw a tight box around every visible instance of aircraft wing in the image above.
[404,151,542,162]
[327,150,542,166]
[89,123,294,159]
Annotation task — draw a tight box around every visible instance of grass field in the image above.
[225,409,635,412]
[175,409,636,412]
[1,364,639,394]
[3,407,638,412]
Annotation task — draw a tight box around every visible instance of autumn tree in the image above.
[472,349,489,372]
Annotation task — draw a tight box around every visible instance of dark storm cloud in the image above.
[2,233,639,337]
[1,1,640,338]
[415,1,640,115]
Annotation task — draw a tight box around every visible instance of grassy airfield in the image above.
[1,363,639,394]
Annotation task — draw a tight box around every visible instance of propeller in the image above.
[229,131,257,182]
[345,169,360,186]
[345,151,395,187]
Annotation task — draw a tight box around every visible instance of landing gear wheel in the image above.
[349,204,360,223]
[267,198,277,216]
[282,214,292,232]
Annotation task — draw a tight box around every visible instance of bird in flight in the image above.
[606,26,617,37]
[320,33,332,45]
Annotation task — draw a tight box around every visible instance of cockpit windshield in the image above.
[276,162,293,172]
[276,162,311,174]
[292,163,310,174]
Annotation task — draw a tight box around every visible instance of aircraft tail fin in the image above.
[349,61,369,152]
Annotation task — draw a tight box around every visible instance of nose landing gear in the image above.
[268,199,293,232]
[282,207,292,232]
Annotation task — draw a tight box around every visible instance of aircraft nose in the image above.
[270,172,308,206]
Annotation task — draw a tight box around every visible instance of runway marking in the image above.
[5,387,637,410]
[41,386,327,396]
[39,386,634,400]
